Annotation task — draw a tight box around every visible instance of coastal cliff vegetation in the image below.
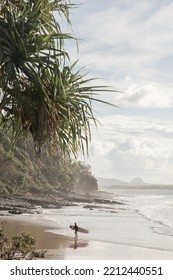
[0,129,98,194]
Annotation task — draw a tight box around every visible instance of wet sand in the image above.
[1,207,173,260]
[0,215,72,259]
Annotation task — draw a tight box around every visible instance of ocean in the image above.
[111,186,173,237]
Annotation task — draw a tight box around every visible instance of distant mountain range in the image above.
[97,176,146,187]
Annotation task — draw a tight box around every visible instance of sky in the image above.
[63,0,173,184]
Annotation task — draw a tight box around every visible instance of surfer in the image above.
[73,223,78,238]
[70,223,88,237]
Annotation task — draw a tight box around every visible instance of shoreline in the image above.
[1,190,173,260]
[0,190,119,259]
[1,214,173,260]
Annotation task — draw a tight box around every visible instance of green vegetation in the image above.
[0,129,98,194]
[0,0,114,157]
[0,222,45,259]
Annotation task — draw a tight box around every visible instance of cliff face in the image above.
[0,130,98,194]
[72,163,98,193]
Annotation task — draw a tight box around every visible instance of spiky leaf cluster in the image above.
[0,0,114,157]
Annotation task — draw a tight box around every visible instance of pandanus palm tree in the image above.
[0,0,114,157]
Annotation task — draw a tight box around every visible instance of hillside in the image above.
[0,130,98,194]
[97,177,146,187]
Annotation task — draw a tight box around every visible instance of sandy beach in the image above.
[1,188,173,260]
[1,214,173,260]
[0,215,72,259]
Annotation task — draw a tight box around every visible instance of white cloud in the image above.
[68,0,173,109]
[88,115,173,184]
[112,77,173,108]
[72,0,173,71]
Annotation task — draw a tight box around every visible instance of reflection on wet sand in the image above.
[69,238,88,250]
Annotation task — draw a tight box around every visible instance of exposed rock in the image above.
[94,198,124,205]
[8,207,42,215]
[0,190,125,216]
